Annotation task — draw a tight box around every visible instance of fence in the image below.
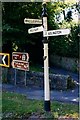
[2,68,76,90]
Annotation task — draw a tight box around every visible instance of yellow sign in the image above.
[0,53,10,67]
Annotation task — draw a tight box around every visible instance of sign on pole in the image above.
[43,29,70,37]
[24,18,42,24]
[12,61,29,71]
[28,26,43,34]
[12,52,29,71]
[0,53,10,67]
[12,52,29,62]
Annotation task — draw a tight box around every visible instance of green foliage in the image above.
[47,2,79,58]
[2,2,79,64]
[30,64,43,72]
[49,21,79,58]
[2,91,79,119]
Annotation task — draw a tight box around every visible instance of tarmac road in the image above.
[1,67,79,104]
[2,83,79,104]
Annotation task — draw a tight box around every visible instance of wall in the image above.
[2,68,75,90]
[50,55,79,72]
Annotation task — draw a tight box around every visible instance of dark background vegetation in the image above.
[2,2,79,65]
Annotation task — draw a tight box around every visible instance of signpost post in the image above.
[42,1,70,112]
[42,2,50,112]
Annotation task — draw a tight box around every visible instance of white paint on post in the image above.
[43,17,47,33]
[43,17,49,40]
[44,43,50,100]
[43,16,50,101]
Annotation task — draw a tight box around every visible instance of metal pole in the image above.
[15,69,16,85]
[42,2,50,111]
[25,71,26,86]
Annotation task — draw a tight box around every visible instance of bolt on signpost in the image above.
[42,2,50,111]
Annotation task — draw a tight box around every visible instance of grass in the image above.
[30,64,43,72]
[2,91,79,119]
[30,64,54,73]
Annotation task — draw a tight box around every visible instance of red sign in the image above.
[12,52,29,71]
[12,61,29,71]
[12,52,29,62]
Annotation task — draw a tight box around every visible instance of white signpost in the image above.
[44,29,70,37]
[28,26,43,34]
[24,2,70,112]
[24,18,42,24]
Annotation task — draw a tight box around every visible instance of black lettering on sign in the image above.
[48,32,52,35]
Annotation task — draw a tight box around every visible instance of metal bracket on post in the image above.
[43,56,47,60]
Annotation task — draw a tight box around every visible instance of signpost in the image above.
[12,52,29,62]
[12,61,29,71]
[44,29,70,37]
[24,1,70,112]
[28,26,43,34]
[12,52,29,70]
[0,53,10,67]
[42,2,70,112]
[12,52,29,86]
[24,18,42,24]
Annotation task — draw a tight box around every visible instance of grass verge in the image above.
[2,91,79,119]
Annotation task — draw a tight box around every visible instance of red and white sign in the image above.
[12,52,29,62]
[12,61,29,71]
[12,52,29,71]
